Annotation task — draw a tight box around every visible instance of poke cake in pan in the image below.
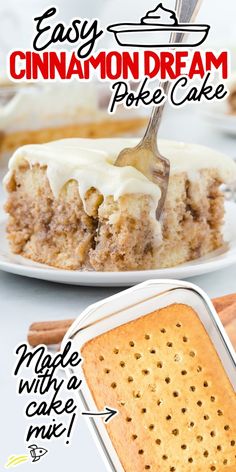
[81,302,236,471]
[4,138,236,271]
[0,81,146,157]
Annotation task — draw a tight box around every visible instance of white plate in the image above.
[0,202,236,287]
[202,101,236,137]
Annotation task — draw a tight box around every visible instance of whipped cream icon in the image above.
[141,3,178,26]
[107,2,210,48]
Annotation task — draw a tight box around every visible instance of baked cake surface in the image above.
[4,138,236,271]
[81,304,236,472]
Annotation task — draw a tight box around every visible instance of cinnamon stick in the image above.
[217,304,236,326]
[27,293,236,349]
[28,319,74,347]
[212,293,236,314]
[225,319,236,349]
[29,319,74,332]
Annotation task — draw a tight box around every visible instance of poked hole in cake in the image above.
[81,303,236,471]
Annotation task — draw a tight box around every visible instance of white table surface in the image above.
[1,104,236,472]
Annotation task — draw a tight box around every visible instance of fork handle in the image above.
[142,0,201,151]
[141,0,181,151]
[141,81,170,152]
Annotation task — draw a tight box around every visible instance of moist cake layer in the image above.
[4,138,236,271]
[81,303,236,472]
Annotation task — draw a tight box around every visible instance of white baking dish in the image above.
[63,279,236,472]
[107,24,210,48]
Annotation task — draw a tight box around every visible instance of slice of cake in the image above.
[4,138,236,271]
[81,303,236,471]
[0,81,146,157]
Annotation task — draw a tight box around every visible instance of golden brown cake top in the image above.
[82,303,236,472]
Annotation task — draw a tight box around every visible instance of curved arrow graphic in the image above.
[82,406,118,424]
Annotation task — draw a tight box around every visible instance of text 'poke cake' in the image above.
[4,138,236,271]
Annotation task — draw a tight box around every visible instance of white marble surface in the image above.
[1,102,236,471]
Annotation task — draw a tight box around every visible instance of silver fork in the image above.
[115,0,203,220]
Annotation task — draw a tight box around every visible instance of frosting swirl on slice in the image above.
[4,138,236,207]
[141,3,178,26]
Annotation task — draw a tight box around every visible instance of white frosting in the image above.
[0,82,104,133]
[4,138,162,207]
[141,3,178,25]
[4,138,236,212]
